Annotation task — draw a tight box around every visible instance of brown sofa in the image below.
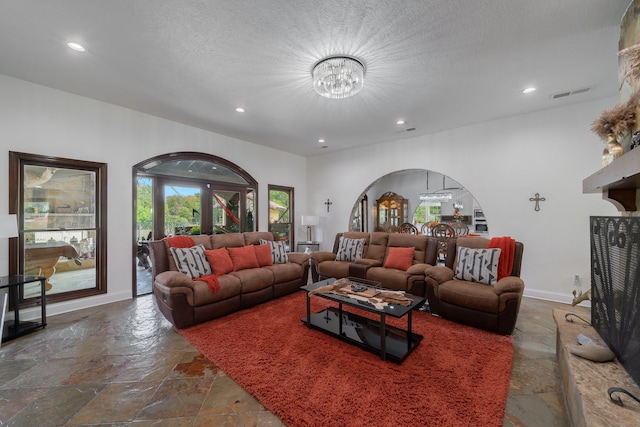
[310,231,439,296]
[149,231,310,329]
[424,236,524,335]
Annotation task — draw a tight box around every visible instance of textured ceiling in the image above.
[0,0,631,156]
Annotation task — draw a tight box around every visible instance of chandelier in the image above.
[312,56,364,99]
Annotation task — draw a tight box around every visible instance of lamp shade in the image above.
[0,214,18,238]
[301,215,319,226]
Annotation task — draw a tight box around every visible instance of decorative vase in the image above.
[602,134,624,166]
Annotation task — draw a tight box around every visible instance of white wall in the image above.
[0,73,622,315]
[306,97,619,303]
[0,74,307,317]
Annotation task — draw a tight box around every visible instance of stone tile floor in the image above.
[0,295,570,426]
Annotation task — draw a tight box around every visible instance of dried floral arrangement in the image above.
[619,43,640,84]
[590,93,638,140]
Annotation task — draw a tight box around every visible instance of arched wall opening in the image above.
[348,169,487,235]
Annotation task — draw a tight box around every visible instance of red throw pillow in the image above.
[204,248,233,275]
[383,247,415,271]
[228,246,260,271]
[254,244,273,267]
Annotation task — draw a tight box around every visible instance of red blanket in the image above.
[164,235,196,248]
[488,236,516,280]
[164,235,220,293]
[193,274,220,294]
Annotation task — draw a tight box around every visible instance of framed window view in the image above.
[9,152,107,306]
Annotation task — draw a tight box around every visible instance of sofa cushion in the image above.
[192,274,242,306]
[243,231,274,246]
[266,263,303,283]
[387,233,428,264]
[336,237,365,261]
[439,279,500,313]
[317,260,351,279]
[169,244,212,279]
[204,248,234,275]
[383,247,415,271]
[365,232,389,263]
[454,247,501,285]
[230,268,275,293]
[228,246,260,271]
[260,239,289,264]
[254,244,273,267]
[366,267,410,292]
[211,233,246,249]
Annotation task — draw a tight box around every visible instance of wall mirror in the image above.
[349,169,488,236]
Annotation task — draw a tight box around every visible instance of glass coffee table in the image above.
[301,278,425,363]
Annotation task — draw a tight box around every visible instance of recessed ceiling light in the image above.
[67,42,85,52]
[235,107,245,113]
[396,120,405,125]
[318,139,325,143]
[522,87,536,94]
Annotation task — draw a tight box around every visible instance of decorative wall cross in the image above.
[529,193,546,211]
[325,198,333,212]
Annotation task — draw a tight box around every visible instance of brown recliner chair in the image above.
[424,236,524,335]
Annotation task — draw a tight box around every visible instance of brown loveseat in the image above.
[310,231,439,296]
[424,236,524,335]
[149,231,309,329]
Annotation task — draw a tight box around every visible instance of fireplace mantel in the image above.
[583,148,640,212]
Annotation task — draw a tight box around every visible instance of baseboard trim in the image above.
[523,288,591,308]
[12,290,132,322]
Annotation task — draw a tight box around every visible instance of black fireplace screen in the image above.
[590,216,640,386]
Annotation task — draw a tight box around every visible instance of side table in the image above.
[296,241,320,253]
[0,275,47,343]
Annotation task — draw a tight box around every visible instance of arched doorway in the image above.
[349,169,487,236]
[132,152,258,296]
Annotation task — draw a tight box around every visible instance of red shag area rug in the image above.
[178,291,514,427]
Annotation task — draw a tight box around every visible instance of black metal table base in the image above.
[302,306,423,363]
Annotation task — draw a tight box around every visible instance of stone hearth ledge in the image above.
[554,308,640,426]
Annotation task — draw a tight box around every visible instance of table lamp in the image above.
[300,215,318,243]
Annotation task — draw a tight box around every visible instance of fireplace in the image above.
[590,216,640,386]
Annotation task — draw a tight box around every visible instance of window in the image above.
[9,152,107,306]
[268,185,294,252]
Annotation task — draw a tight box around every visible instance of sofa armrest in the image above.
[407,263,429,276]
[310,251,336,263]
[287,252,309,265]
[155,271,197,289]
[424,265,454,284]
[354,258,383,267]
[494,276,524,295]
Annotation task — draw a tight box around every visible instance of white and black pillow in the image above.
[169,244,212,279]
[259,239,289,264]
[454,246,501,286]
[335,237,366,261]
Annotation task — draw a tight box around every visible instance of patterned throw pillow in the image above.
[454,247,501,286]
[169,244,212,279]
[336,237,366,261]
[259,239,289,264]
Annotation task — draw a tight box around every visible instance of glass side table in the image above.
[0,275,47,343]
[296,242,320,253]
